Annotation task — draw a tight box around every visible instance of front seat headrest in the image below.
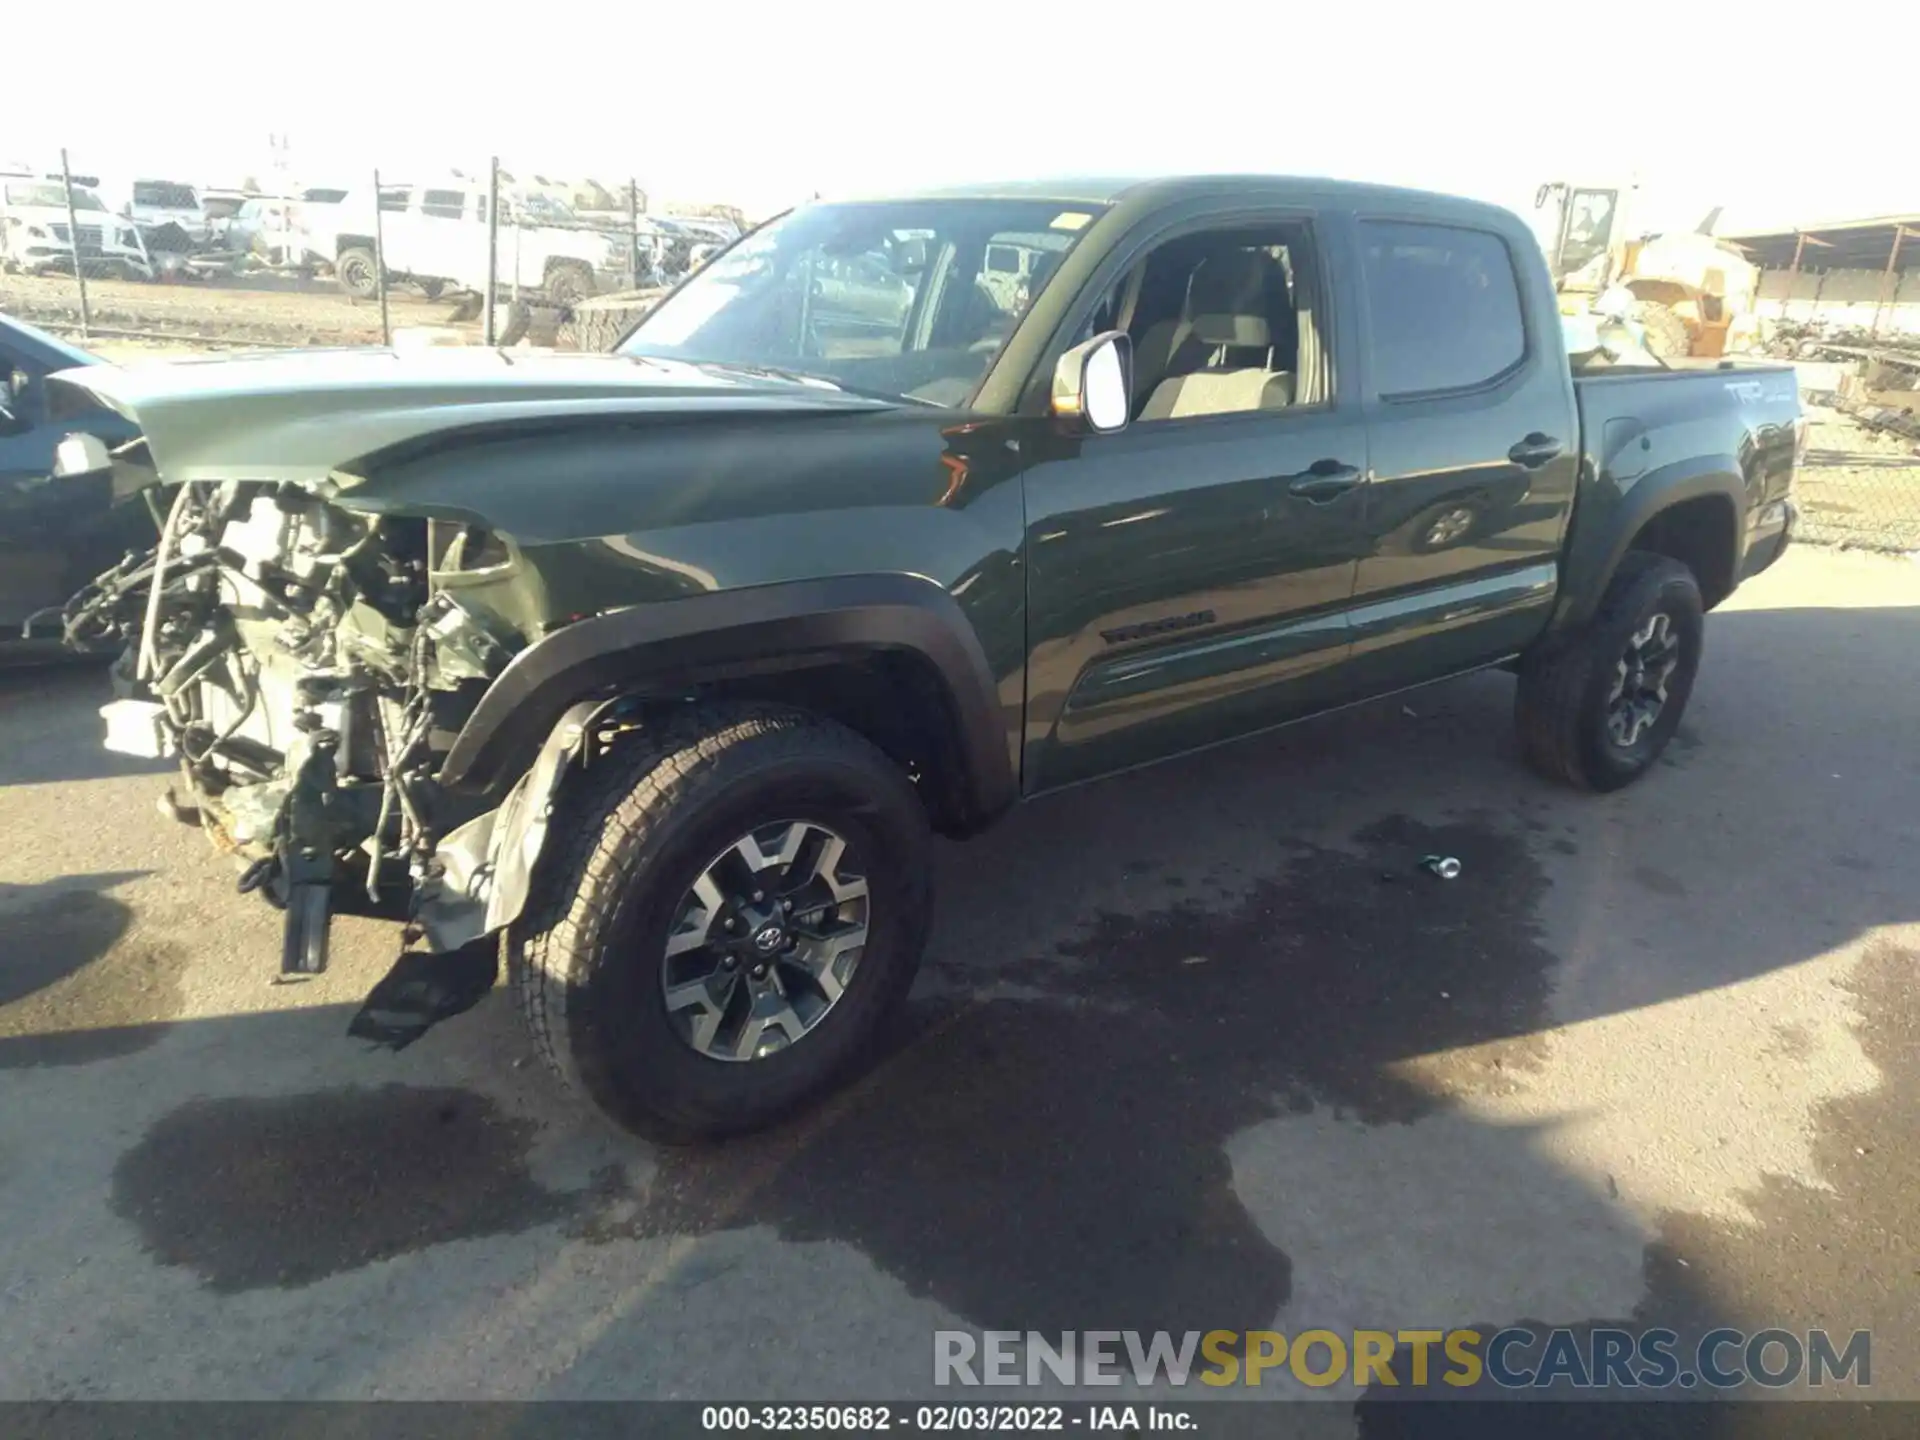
[1185,251,1275,349]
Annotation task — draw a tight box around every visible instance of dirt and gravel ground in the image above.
[0,546,1914,1432]
[0,271,469,351]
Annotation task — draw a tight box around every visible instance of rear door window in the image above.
[1360,221,1525,398]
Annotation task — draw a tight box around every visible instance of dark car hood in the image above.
[45,347,897,494]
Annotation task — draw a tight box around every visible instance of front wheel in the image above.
[1515,553,1704,791]
[510,705,932,1142]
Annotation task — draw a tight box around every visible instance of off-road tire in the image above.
[1632,300,1691,361]
[560,292,662,351]
[1515,552,1704,792]
[545,261,595,307]
[569,307,628,352]
[509,705,933,1142]
[495,302,533,347]
[335,245,379,299]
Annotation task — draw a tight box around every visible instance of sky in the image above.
[11,0,1918,238]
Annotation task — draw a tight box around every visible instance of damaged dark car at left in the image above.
[1,314,146,655]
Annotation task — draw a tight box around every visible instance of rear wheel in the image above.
[335,246,379,299]
[1515,552,1704,791]
[510,705,932,1142]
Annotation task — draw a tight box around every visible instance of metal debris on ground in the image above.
[1421,855,1463,880]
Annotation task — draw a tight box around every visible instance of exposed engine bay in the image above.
[36,345,901,1056]
[64,478,531,1015]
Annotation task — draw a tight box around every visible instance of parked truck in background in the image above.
[46,175,1800,1141]
[94,178,214,248]
[301,179,628,304]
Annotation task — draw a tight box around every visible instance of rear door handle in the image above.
[1508,433,1565,469]
[1285,460,1364,503]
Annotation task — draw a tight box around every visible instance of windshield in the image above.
[5,182,107,211]
[514,193,578,224]
[133,180,200,210]
[619,198,1108,406]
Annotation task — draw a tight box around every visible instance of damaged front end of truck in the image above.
[45,349,891,1045]
[64,476,545,1037]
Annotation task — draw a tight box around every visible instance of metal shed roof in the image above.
[1723,215,1920,271]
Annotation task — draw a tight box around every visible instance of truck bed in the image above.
[1566,362,1801,615]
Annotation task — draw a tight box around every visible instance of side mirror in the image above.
[1051,330,1132,434]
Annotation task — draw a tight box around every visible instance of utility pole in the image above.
[59,149,92,339]
[483,156,500,347]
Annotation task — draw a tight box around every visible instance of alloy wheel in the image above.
[1606,611,1681,748]
[660,820,870,1062]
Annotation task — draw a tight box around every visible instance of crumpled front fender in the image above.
[414,697,613,952]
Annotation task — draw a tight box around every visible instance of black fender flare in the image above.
[438,573,1017,827]
[1551,460,1745,633]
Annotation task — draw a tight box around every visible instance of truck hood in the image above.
[46,347,898,495]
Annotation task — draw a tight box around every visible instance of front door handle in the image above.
[1285,459,1364,503]
[1508,433,1565,469]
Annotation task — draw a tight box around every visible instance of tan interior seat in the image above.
[1139,252,1294,420]
[1141,367,1295,419]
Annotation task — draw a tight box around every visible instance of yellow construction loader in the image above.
[1534,181,1761,359]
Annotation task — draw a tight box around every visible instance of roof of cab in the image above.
[829,174,1522,226]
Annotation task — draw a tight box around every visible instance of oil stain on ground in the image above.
[110,1084,572,1292]
[0,877,185,1068]
[594,815,1560,1338]
[107,817,1562,1326]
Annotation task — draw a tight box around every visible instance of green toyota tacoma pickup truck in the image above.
[49,175,1801,1140]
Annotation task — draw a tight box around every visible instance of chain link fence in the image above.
[3,152,725,355]
[1785,348,1920,553]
